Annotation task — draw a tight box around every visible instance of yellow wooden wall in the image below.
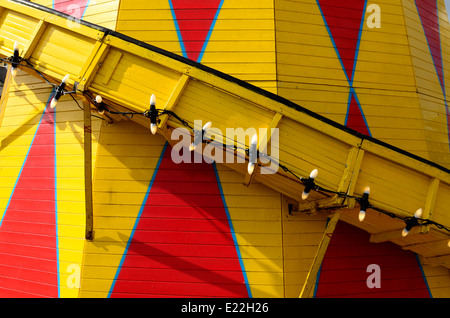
[115,0,278,93]
[11,0,447,298]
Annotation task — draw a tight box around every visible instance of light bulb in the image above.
[358,186,371,221]
[148,95,158,135]
[310,169,318,179]
[358,211,366,222]
[301,169,318,200]
[414,208,422,219]
[402,208,423,237]
[11,41,19,77]
[95,95,105,115]
[150,94,156,106]
[50,98,57,109]
[301,191,309,200]
[247,162,255,175]
[150,123,157,135]
[50,74,70,109]
[190,122,212,151]
[62,74,70,84]
[203,121,212,131]
[247,134,258,175]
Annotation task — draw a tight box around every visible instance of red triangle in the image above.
[54,0,90,19]
[110,146,249,298]
[0,105,58,297]
[170,0,222,62]
[346,93,370,136]
[415,0,444,91]
[315,222,431,298]
[317,0,367,80]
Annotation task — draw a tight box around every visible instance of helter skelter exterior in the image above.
[0,0,448,298]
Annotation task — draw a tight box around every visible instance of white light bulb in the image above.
[247,134,258,175]
[364,186,370,194]
[203,121,212,131]
[303,190,313,200]
[358,210,366,222]
[150,123,157,135]
[248,162,255,175]
[310,169,318,179]
[11,68,17,77]
[251,133,258,146]
[50,98,57,109]
[402,228,409,237]
[150,94,156,106]
[14,41,19,52]
[95,95,105,114]
[414,208,422,219]
[62,74,70,84]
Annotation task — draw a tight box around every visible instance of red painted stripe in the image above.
[317,0,367,80]
[110,146,248,298]
[171,0,222,62]
[346,92,370,136]
[315,221,430,298]
[0,106,58,298]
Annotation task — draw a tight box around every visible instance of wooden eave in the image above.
[0,0,449,268]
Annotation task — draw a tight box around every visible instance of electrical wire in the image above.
[3,54,450,235]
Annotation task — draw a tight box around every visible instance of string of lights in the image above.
[3,43,450,237]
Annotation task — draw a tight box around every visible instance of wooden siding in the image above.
[116,0,278,93]
[81,121,284,297]
[0,0,448,298]
[215,164,284,298]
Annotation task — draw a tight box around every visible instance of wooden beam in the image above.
[0,66,14,128]
[244,112,282,186]
[78,41,110,91]
[340,147,364,199]
[422,254,450,267]
[293,195,346,215]
[421,178,439,234]
[22,20,47,60]
[369,226,421,243]
[402,238,450,253]
[82,98,94,241]
[158,74,190,131]
[102,50,122,85]
[299,212,341,298]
